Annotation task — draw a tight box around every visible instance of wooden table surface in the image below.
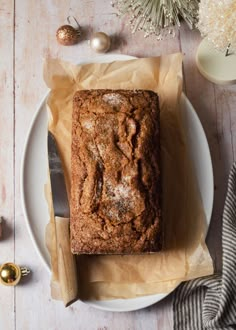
[0,1,236,329]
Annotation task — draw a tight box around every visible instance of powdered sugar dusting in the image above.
[114,183,132,200]
[82,119,94,130]
[102,93,124,108]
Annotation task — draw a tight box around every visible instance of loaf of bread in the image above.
[70,89,162,254]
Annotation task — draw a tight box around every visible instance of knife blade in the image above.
[48,132,70,218]
[48,131,78,306]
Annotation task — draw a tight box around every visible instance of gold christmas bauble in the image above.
[56,25,81,46]
[0,263,21,286]
[0,263,30,286]
[90,32,111,53]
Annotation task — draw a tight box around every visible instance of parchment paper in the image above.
[44,54,214,301]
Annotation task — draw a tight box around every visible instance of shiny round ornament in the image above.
[56,24,81,46]
[90,32,111,53]
[0,262,30,286]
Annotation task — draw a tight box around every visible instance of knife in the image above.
[48,131,78,306]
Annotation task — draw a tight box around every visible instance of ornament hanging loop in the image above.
[225,43,231,57]
[67,16,81,30]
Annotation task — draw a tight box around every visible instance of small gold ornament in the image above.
[0,262,30,286]
[56,16,81,46]
[89,32,111,53]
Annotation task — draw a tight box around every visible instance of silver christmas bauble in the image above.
[90,32,111,53]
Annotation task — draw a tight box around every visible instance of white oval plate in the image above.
[21,54,214,312]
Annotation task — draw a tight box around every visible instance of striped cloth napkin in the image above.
[173,163,236,330]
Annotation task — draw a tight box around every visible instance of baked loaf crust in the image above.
[70,89,161,254]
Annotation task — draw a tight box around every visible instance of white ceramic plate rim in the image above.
[21,54,214,312]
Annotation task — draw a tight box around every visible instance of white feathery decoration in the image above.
[112,0,200,39]
[198,0,236,53]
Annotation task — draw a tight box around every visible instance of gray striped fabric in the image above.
[173,163,236,330]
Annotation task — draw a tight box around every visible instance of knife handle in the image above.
[55,216,78,306]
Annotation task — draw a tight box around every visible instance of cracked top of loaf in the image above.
[70,89,162,254]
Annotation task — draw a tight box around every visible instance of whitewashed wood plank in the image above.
[180,23,236,272]
[13,1,61,330]
[180,24,223,271]
[211,84,236,271]
[0,1,15,330]
[69,0,180,60]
